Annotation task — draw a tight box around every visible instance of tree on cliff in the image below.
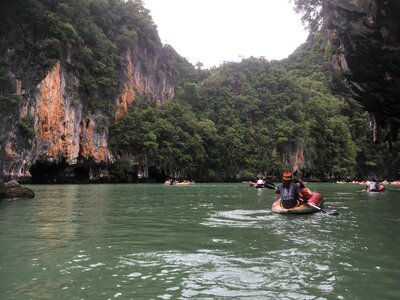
[290,0,324,34]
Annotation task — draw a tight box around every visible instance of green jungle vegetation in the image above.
[1,0,399,182]
[0,0,162,114]
[110,41,400,182]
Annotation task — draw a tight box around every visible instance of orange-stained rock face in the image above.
[79,114,112,162]
[115,51,136,119]
[36,61,77,161]
[115,49,175,119]
[35,61,112,164]
[135,72,143,93]
[1,44,176,181]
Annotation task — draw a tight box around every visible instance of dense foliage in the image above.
[0,0,163,114]
[110,32,400,182]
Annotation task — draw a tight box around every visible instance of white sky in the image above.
[143,0,309,68]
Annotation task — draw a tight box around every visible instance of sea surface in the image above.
[1,182,399,299]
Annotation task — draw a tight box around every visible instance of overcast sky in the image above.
[143,0,309,68]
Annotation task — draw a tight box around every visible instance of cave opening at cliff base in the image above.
[29,161,90,183]
[29,161,67,183]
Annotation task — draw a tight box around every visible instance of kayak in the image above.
[271,192,324,214]
[254,184,265,188]
[175,181,195,185]
[365,185,385,192]
[163,181,195,186]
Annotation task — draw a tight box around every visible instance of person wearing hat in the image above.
[276,171,303,208]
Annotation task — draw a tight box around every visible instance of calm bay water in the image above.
[1,183,400,299]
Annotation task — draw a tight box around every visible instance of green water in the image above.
[1,183,399,299]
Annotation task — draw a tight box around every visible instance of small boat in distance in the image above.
[164,179,195,186]
[365,185,385,192]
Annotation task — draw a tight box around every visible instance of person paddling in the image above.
[275,171,303,208]
[367,179,380,191]
[255,177,265,188]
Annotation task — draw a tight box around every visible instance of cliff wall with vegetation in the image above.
[0,0,176,182]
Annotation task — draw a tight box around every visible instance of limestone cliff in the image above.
[0,0,186,182]
[0,49,175,182]
[116,48,174,118]
[324,0,400,145]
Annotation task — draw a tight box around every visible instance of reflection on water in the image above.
[0,183,400,299]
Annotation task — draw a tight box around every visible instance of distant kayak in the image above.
[271,192,324,214]
[365,185,385,192]
[175,181,195,186]
[163,180,195,186]
[254,184,265,189]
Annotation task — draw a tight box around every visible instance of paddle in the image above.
[300,199,339,215]
[264,182,339,216]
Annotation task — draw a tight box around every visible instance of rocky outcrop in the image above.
[0,180,35,199]
[34,61,107,164]
[0,0,178,183]
[116,48,175,118]
[0,48,175,182]
[0,61,113,181]
[282,144,305,172]
[324,0,400,144]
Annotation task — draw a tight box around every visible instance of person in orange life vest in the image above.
[275,171,303,208]
[294,179,313,200]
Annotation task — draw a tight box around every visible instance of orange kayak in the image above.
[271,192,324,214]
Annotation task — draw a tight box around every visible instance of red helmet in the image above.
[282,171,292,181]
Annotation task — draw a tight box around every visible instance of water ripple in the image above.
[202,209,274,228]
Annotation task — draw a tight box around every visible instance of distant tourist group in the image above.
[163,179,195,186]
